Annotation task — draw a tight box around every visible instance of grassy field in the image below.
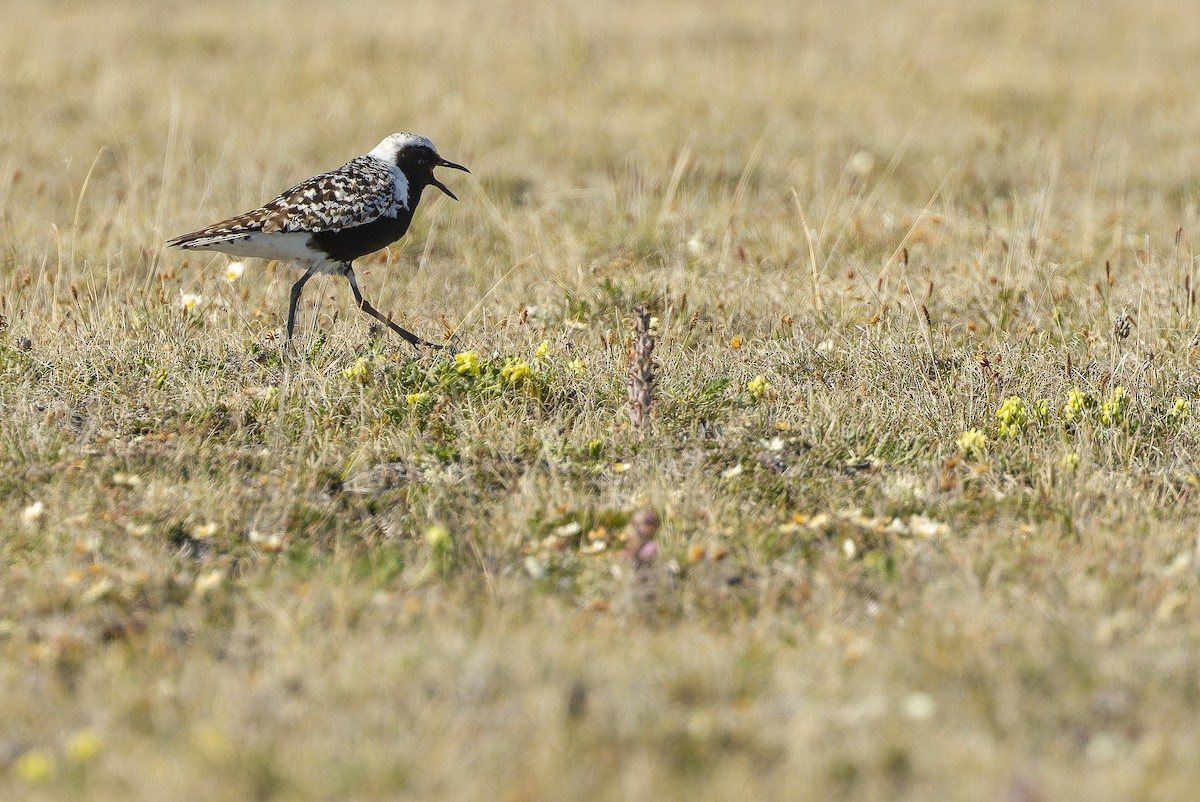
[3,0,1200,798]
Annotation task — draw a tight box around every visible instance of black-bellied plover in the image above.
[167,133,468,348]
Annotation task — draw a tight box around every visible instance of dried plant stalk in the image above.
[627,305,657,438]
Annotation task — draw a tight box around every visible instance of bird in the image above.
[167,132,469,349]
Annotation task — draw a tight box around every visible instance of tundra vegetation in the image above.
[1,1,1198,799]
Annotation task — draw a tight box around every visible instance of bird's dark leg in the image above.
[342,264,441,350]
[287,264,320,341]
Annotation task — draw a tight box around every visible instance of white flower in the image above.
[22,501,45,526]
[224,262,246,282]
[901,692,937,721]
[909,515,948,538]
[194,570,224,595]
[181,293,203,311]
[250,530,285,552]
[847,150,876,178]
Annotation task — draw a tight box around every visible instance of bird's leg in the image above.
[342,264,442,350]
[287,265,320,342]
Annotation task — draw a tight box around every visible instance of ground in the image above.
[2,0,1199,799]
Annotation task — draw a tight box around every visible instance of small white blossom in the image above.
[22,501,45,526]
[901,692,937,721]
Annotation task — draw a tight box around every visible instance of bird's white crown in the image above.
[367,132,439,163]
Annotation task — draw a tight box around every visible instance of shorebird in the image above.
[167,132,469,349]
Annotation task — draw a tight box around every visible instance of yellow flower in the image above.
[1063,388,1095,423]
[181,292,203,311]
[746,375,774,401]
[454,351,481,376]
[568,358,585,377]
[425,524,451,551]
[1100,385,1130,426]
[190,723,234,762]
[1169,397,1190,422]
[996,396,1028,437]
[342,356,372,382]
[535,340,550,359]
[1060,452,1080,472]
[501,358,531,384]
[224,261,246,282]
[14,748,55,783]
[65,729,104,765]
[1032,399,1050,426]
[425,525,452,569]
[956,429,987,458]
[406,392,431,405]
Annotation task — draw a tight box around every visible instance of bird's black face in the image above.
[399,145,469,201]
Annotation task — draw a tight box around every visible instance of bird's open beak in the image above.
[430,158,470,201]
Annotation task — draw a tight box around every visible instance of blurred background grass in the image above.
[4,0,1199,339]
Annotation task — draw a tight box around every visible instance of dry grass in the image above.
[3,0,1200,798]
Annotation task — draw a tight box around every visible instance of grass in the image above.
[3,0,1200,798]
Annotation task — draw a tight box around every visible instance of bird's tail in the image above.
[166,230,251,249]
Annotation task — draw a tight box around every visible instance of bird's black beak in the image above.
[430,158,469,201]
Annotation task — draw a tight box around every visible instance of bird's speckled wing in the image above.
[168,155,402,244]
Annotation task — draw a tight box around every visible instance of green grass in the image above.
[2,0,1200,799]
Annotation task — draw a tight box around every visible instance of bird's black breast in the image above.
[309,205,417,263]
